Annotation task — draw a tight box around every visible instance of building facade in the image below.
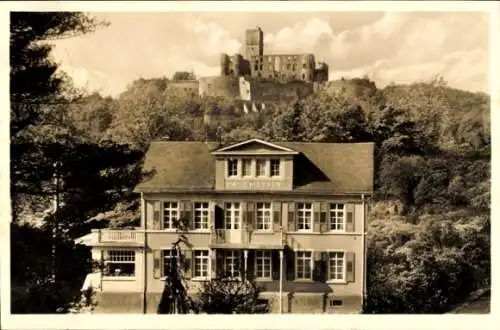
[79,139,373,314]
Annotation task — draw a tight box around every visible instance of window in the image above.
[286,64,291,70]
[163,249,178,275]
[242,159,252,177]
[163,202,178,229]
[255,251,271,279]
[297,203,313,231]
[256,159,267,177]
[228,159,238,177]
[256,202,272,230]
[302,63,306,69]
[105,250,135,277]
[194,250,210,278]
[292,63,297,71]
[194,202,209,230]
[328,252,345,282]
[296,251,312,280]
[329,203,345,231]
[270,159,280,177]
[224,203,241,229]
[224,250,241,278]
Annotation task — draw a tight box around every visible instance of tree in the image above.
[172,71,196,81]
[105,77,192,150]
[157,216,194,314]
[194,278,268,314]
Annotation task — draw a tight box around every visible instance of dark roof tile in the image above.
[134,140,374,194]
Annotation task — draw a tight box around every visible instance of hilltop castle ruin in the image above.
[167,27,329,108]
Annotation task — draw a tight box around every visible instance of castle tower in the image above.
[245,27,264,59]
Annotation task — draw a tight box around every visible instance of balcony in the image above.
[210,226,286,249]
[84,229,144,247]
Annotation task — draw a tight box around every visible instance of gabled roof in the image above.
[134,140,374,194]
[211,138,299,155]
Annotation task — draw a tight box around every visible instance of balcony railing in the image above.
[210,226,286,246]
[92,229,142,243]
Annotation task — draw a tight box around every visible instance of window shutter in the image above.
[153,250,162,279]
[153,201,161,230]
[346,252,355,282]
[273,202,282,232]
[183,249,193,279]
[216,250,224,278]
[272,250,280,280]
[345,204,355,232]
[247,250,255,280]
[313,202,321,232]
[247,202,255,230]
[287,202,296,232]
[312,251,322,281]
[182,201,193,230]
[209,201,216,230]
[286,249,295,281]
[241,201,247,229]
[320,202,328,232]
[211,249,217,279]
[321,252,329,282]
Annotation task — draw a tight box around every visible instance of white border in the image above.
[1,1,498,330]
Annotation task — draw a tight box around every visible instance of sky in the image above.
[50,11,490,97]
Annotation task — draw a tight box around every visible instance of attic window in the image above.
[228,159,238,177]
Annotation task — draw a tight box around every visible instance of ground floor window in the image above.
[328,251,345,281]
[224,250,241,278]
[163,249,178,275]
[194,250,210,278]
[296,251,312,280]
[105,250,135,277]
[255,250,272,279]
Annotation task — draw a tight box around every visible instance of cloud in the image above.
[262,12,488,93]
[51,12,489,96]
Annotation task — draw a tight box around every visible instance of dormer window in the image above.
[228,159,238,177]
[242,159,252,177]
[270,159,281,177]
[256,159,267,177]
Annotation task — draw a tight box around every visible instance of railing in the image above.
[215,229,226,243]
[93,229,141,243]
[210,226,286,246]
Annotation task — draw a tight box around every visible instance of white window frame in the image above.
[105,250,135,277]
[329,203,345,232]
[297,203,313,232]
[295,250,313,280]
[224,250,241,279]
[328,251,346,283]
[270,159,281,177]
[194,202,209,230]
[224,202,241,229]
[163,201,179,230]
[162,249,178,276]
[256,159,267,177]
[254,250,272,280]
[242,159,252,177]
[193,250,210,279]
[227,159,238,177]
[255,202,272,231]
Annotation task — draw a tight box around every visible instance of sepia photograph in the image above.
[2,0,496,328]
